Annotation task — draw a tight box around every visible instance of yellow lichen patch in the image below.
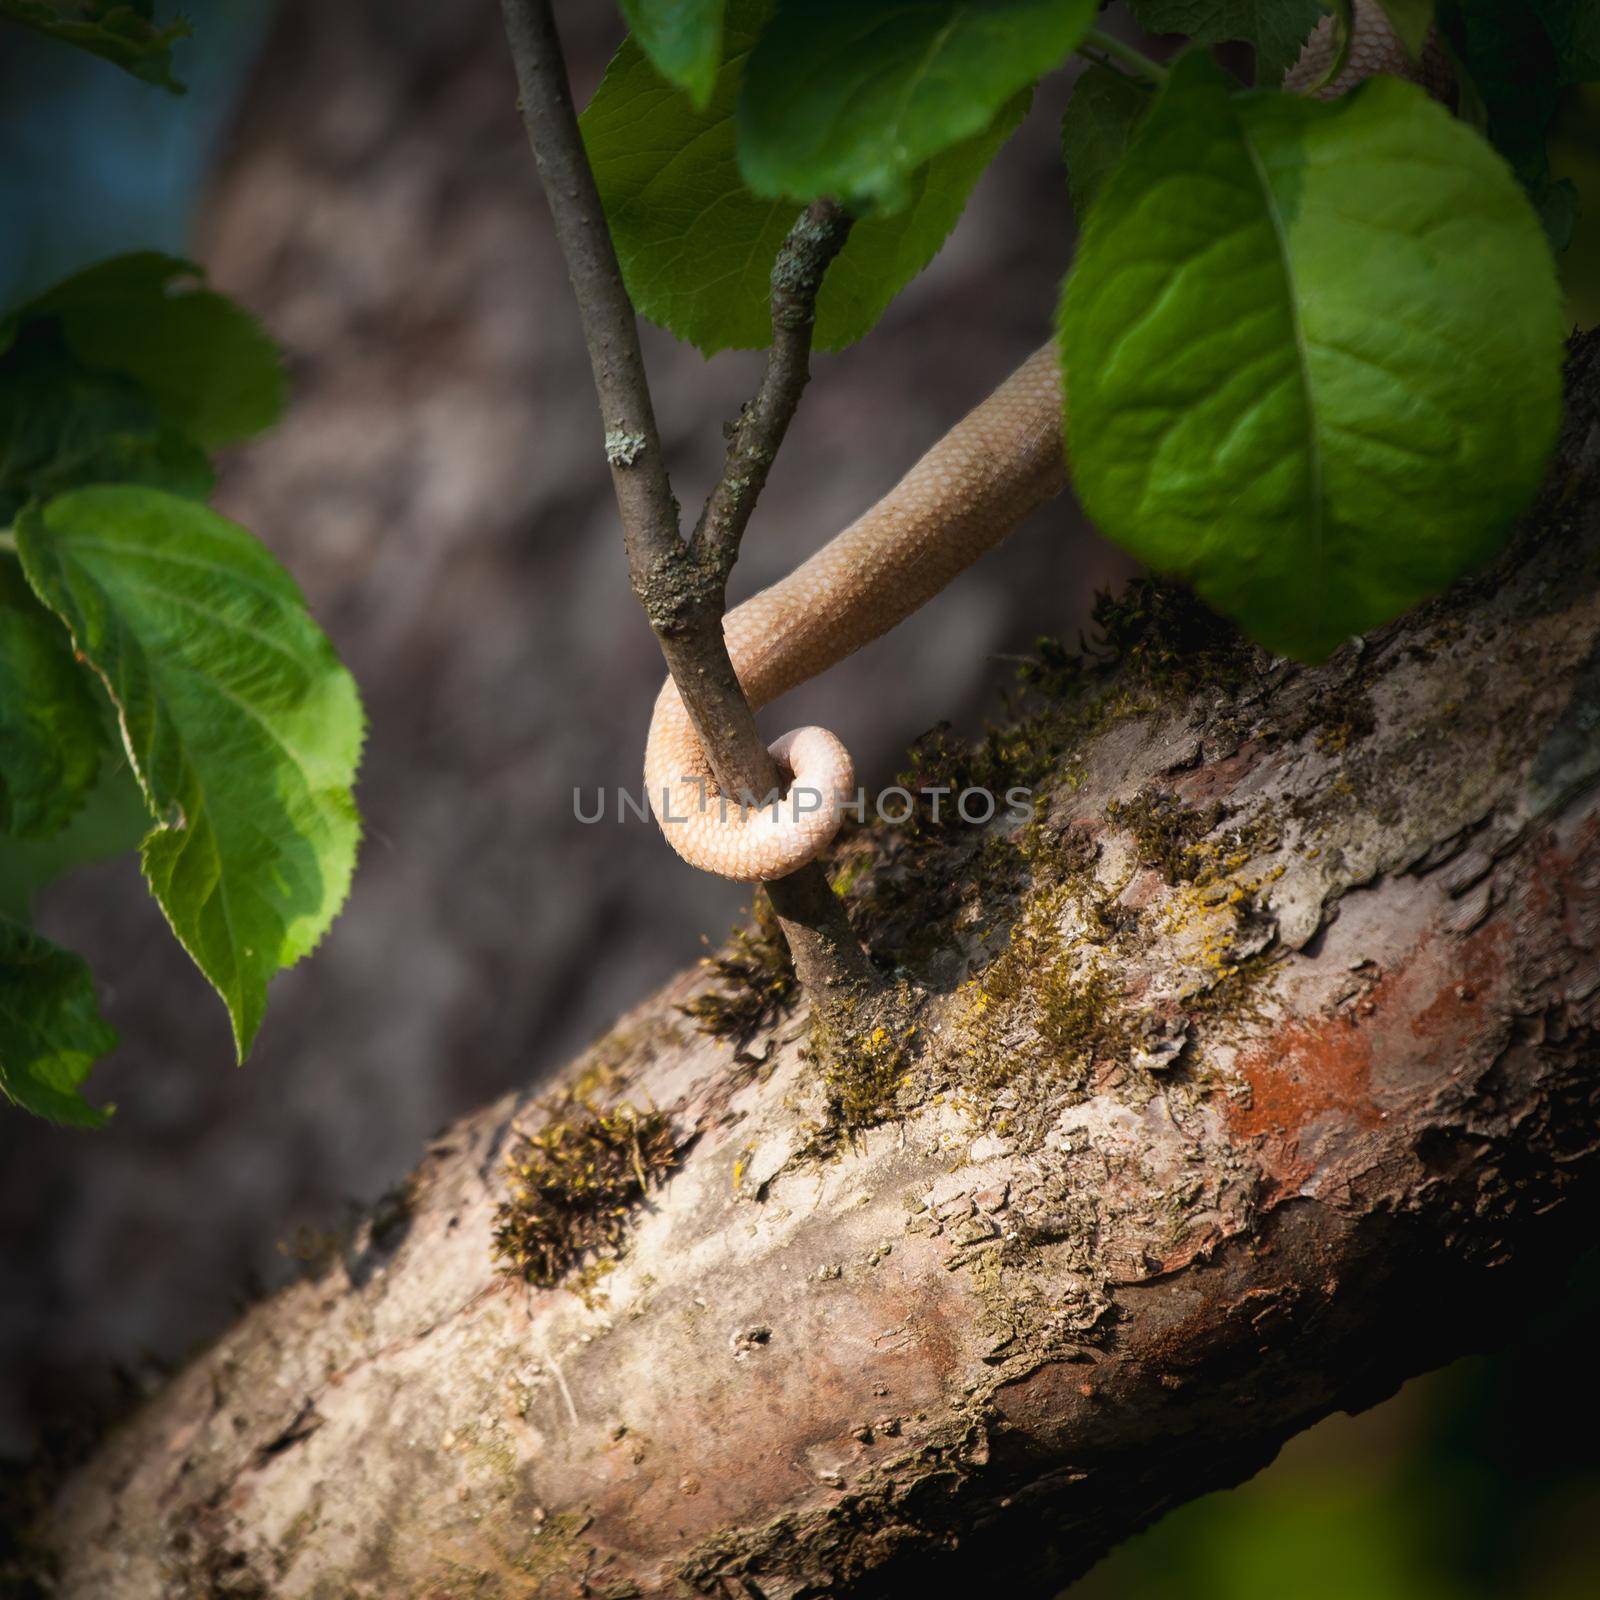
[492,1091,678,1289]
[1150,849,1286,1032]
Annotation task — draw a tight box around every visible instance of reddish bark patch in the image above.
[1228,915,1509,1204]
[1229,1014,1380,1199]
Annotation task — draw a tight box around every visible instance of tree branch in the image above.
[498,0,677,608]
[498,0,874,998]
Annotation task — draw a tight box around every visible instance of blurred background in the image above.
[0,3,1596,1594]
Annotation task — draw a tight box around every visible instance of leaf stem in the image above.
[1079,28,1170,87]
[0,527,16,553]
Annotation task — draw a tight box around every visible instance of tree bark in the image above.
[29,339,1600,1597]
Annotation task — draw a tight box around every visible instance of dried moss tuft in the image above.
[1022,576,1260,701]
[493,1094,678,1287]
[1106,788,1225,884]
[678,892,798,1039]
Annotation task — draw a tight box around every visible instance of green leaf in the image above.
[0,0,188,92]
[584,3,1026,353]
[0,918,115,1127]
[1061,64,1153,224]
[0,326,214,524]
[16,486,365,1058]
[0,564,105,839]
[27,253,286,450]
[1059,53,1564,663]
[814,93,1029,351]
[621,0,726,107]
[1125,1,1327,85]
[737,0,1095,210]
[1377,0,1434,60]
[0,753,151,923]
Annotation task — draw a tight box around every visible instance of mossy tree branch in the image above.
[37,337,1600,1595]
[499,0,875,999]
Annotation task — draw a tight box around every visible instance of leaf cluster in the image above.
[0,255,363,1125]
[584,0,1079,353]
[609,1,1582,663]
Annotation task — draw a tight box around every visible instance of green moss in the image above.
[822,578,1255,980]
[410,1511,608,1600]
[833,718,1061,975]
[1106,786,1279,891]
[1308,680,1377,754]
[813,1019,915,1132]
[1033,960,1127,1069]
[790,978,928,1155]
[492,1091,678,1288]
[1106,787,1223,883]
[567,1024,648,1102]
[679,891,797,1039]
[966,887,1132,1097]
[511,1512,605,1588]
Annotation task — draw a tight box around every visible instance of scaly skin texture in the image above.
[1282,0,1452,101]
[645,347,1066,881]
[646,9,1434,882]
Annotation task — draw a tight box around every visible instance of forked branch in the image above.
[499,0,874,998]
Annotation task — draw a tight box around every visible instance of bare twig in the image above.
[498,0,676,600]
[499,0,875,999]
[693,200,853,581]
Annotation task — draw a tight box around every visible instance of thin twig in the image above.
[499,0,876,998]
[693,200,854,583]
[499,0,678,604]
